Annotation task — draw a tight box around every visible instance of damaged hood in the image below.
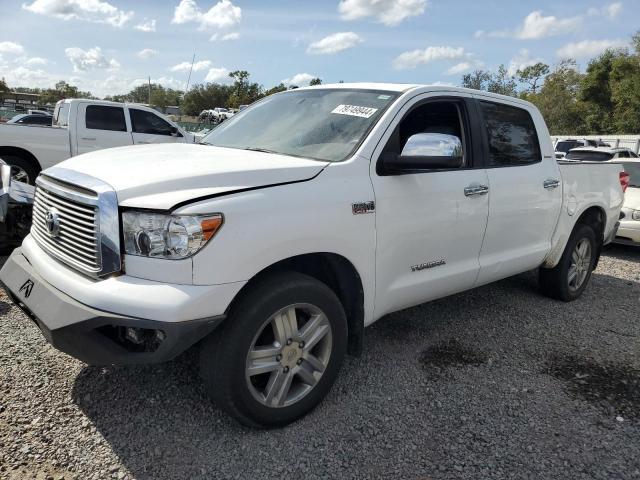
[46,143,328,210]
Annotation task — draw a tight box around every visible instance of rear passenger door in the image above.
[128,108,186,145]
[76,104,133,155]
[474,98,562,286]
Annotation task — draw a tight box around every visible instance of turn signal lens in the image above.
[201,216,224,241]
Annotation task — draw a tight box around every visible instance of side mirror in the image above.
[382,133,464,174]
[170,126,182,137]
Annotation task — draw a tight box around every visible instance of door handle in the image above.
[80,137,96,141]
[464,184,489,197]
[543,179,560,189]
[137,141,151,144]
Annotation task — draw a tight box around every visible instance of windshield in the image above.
[622,162,640,187]
[556,141,580,153]
[202,89,399,162]
[565,150,613,161]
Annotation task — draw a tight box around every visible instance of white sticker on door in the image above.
[331,104,378,118]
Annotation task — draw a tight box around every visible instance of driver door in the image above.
[370,94,490,318]
[128,108,186,145]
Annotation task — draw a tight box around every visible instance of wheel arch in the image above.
[574,205,606,268]
[0,146,42,172]
[226,252,365,356]
[544,205,607,269]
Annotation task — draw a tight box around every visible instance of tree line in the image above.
[462,31,640,134]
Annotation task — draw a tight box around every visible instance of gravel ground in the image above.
[1,245,639,480]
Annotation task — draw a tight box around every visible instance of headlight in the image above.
[633,210,640,221]
[122,211,223,259]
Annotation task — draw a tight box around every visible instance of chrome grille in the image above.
[31,185,101,273]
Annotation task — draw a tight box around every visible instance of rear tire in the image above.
[1,155,39,185]
[539,223,598,301]
[199,271,348,428]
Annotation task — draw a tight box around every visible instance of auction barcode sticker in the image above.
[331,104,378,118]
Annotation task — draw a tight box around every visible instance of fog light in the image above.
[124,327,145,345]
[632,210,640,221]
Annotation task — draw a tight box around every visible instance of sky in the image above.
[0,0,639,98]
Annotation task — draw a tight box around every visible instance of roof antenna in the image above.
[185,53,196,95]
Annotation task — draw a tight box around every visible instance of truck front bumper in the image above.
[1,248,225,365]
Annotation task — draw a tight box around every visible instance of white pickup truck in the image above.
[0,84,625,428]
[0,99,195,184]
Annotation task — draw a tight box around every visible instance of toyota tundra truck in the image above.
[0,84,626,428]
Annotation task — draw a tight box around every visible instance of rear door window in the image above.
[478,101,541,167]
[85,105,127,132]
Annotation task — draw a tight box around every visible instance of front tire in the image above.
[539,223,598,301]
[200,272,348,428]
[2,155,40,185]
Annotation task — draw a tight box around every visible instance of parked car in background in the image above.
[555,138,610,159]
[7,113,53,126]
[238,104,249,111]
[0,99,197,184]
[199,107,235,124]
[614,160,640,246]
[565,146,638,162]
[0,159,33,251]
[0,84,625,428]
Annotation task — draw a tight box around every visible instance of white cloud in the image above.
[556,38,627,58]
[507,48,544,76]
[587,2,622,18]
[172,0,241,30]
[24,57,48,65]
[65,46,120,72]
[307,32,362,55]
[209,31,240,41]
[205,67,230,82]
[282,73,318,86]
[23,0,134,27]
[445,62,472,75]
[393,46,465,70]
[0,41,25,55]
[137,48,159,59]
[135,19,156,32]
[338,0,427,26]
[170,59,212,72]
[2,66,57,90]
[477,11,581,39]
[75,75,187,98]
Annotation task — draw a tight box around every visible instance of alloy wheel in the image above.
[245,303,333,408]
[568,238,592,292]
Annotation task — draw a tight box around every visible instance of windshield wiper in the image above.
[245,147,279,154]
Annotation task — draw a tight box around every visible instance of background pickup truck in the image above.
[0,83,625,429]
[0,99,196,184]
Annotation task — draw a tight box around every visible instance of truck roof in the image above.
[299,82,537,108]
[58,98,157,109]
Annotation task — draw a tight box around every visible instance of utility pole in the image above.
[148,76,151,106]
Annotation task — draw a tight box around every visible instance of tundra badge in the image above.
[411,259,446,272]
